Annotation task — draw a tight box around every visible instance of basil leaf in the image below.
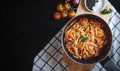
[101,8,112,14]
[81,35,89,42]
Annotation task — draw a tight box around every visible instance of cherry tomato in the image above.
[68,10,76,18]
[61,10,68,19]
[54,12,61,20]
[64,3,71,11]
[57,4,64,12]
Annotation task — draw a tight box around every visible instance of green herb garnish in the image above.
[81,35,89,42]
[101,8,112,14]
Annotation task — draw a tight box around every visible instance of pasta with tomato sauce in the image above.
[64,18,106,59]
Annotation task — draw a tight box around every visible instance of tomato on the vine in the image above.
[64,3,71,11]
[54,12,61,20]
[61,10,68,18]
[68,10,76,18]
[57,4,64,12]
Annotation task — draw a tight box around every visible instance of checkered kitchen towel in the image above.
[33,1,120,71]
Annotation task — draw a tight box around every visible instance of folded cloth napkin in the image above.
[33,0,120,71]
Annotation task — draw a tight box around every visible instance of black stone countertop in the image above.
[1,0,120,71]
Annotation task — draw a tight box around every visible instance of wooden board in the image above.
[76,0,113,23]
[62,53,95,71]
[62,0,113,71]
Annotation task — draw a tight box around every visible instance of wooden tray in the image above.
[76,0,113,23]
[62,53,95,71]
[62,0,113,71]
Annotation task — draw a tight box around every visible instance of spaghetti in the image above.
[64,18,106,59]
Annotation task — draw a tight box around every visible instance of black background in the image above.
[1,0,120,71]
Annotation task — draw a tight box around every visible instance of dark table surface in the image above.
[2,0,120,71]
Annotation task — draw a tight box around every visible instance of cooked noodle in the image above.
[64,18,106,59]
